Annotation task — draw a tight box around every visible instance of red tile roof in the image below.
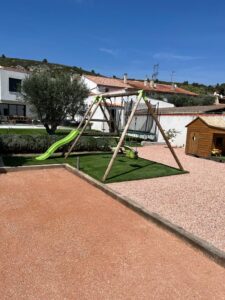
[85,75,197,96]
[127,80,197,96]
[85,75,131,88]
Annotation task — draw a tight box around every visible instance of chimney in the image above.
[213,91,220,105]
[144,75,148,87]
[149,80,154,88]
[171,83,177,90]
[123,73,128,84]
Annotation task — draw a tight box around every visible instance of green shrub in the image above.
[95,137,112,151]
[167,95,215,107]
[0,134,59,154]
[73,136,97,151]
[0,134,111,154]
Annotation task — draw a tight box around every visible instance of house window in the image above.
[17,105,26,116]
[0,104,26,116]
[0,104,9,116]
[9,105,17,115]
[215,137,223,147]
[9,78,22,92]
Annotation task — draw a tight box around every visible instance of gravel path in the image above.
[108,146,225,252]
[1,168,225,299]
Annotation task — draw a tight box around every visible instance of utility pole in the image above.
[152,64,159,81]
[171,71,176,85]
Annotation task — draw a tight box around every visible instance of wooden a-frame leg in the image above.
[65,98,101,158]
[102,93,143,182]
[99,102,112,131]
[144,101,184,171]
[103,99,120,136]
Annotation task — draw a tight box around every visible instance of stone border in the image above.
[0,163,225,267]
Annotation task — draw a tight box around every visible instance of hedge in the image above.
[0,134,112,154]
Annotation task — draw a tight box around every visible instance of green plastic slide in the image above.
[35,129,79,161]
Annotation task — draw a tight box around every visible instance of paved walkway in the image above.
[0,124,74,129]
[1,168,225,299]
[109,146,225,252]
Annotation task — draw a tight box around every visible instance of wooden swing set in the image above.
[65,89,184,182]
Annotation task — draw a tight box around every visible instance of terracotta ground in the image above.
[0,168,225,299]
[109,145,225,252]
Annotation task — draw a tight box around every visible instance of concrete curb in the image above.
[1,163,225,267]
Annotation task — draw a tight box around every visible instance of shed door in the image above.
[189,132,199,155]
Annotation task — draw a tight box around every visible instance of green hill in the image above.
[0,55,224,96]
[0,55,98,76]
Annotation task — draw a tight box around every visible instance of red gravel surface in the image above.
[109,146,225,252]
[0,168,225,299]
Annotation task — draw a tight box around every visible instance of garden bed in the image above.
[210,156,225,163]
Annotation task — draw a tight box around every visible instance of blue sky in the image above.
[1,0,225,84]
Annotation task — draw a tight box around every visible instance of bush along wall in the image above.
[0,134,112,154]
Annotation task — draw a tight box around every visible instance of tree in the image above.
[1,54,6,58]
[167,95,214,107]
[22,71,89,134]
[42,58,48,63]
[164,128,180,143]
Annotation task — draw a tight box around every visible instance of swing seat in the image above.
[124,146,138,159]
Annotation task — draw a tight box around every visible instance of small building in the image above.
[185,116,225,158]
[0,66,32,122]
[136,104,225,146]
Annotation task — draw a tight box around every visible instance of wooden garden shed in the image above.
[185,116,225,158]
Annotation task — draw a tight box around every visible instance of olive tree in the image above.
[22,71,89,134]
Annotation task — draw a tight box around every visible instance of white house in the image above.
[0,66,32,121]
[82,74,197,138]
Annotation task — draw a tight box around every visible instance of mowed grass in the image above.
[2,153,186,183]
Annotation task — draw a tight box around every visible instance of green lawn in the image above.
[2,154,186,183]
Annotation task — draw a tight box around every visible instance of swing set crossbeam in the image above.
[65,90,184,182]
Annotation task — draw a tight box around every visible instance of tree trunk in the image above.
[44,123,57,135]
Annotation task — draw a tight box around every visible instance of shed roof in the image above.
[199,116,225,129]
[186,116,225,131]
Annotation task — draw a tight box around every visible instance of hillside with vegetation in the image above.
[1,55,224,107]
[0,55,98,76]
[1,55,224,96]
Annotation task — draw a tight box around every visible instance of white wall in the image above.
[91,103,110,132]
[148,98,174,108]
[82,77,98,95]
[157,115,197,147]
[0,68,28,102]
